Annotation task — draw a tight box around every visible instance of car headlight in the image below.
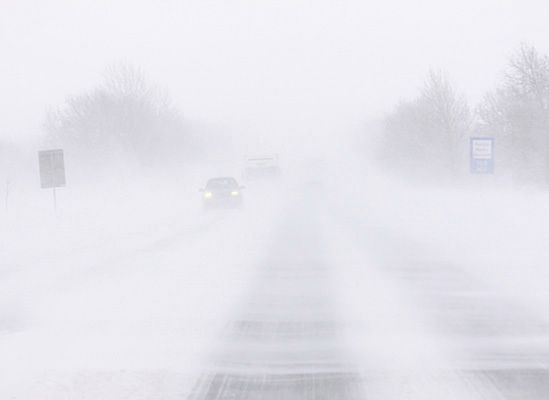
[204,192,213,199]
[230,191,239,196]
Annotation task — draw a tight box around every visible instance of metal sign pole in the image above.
[53,187,57,213]
[38,149,66,214]
[4,180,9,213]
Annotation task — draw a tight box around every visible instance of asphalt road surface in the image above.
[187,195,549,400]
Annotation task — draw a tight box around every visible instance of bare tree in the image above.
[420,70,472,173]
[45,64,186,164]
[478,44,549,184]
[507,45,549,110]
[382,70,472,178]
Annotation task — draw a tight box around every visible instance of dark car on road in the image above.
[200,177,244,209]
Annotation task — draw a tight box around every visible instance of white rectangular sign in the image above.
[472,139,493,159]
[39,149,66,189]
[470,138,494,174]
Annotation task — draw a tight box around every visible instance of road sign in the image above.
[470,137,494,174]
[39,149,66,188]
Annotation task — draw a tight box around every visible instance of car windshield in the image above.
[206,178,238,190]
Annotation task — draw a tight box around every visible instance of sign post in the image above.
[470,138,494,174]
[5,180,9,213]
[38,149,66,212]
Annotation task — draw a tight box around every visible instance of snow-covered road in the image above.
[188,189,549,399]
[2,172,549,399]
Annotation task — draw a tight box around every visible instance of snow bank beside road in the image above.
[334,168,549,325]
[0,171,282,399]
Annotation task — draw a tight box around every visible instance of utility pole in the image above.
[4,179,9,213]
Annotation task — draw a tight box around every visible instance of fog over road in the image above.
[186,188,549,399]
[3,1,549,398]
[2,165,549,399]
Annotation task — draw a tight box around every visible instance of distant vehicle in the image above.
[200,177,244,209]
[243,155,281,181]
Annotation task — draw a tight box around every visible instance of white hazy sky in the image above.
[1,0,549,145]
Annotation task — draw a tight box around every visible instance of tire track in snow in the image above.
[329,209,549,399]
[188,204,363,399]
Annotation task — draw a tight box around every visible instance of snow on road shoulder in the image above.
[361,176,549,323]
[0,174,283,399]
[321,149,549,325]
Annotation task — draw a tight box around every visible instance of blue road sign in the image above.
[470,138,494,174]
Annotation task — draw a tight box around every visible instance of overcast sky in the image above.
[1,0,548,146]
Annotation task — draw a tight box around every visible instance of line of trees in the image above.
[44,64,189,166]
[380,44,549,185]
